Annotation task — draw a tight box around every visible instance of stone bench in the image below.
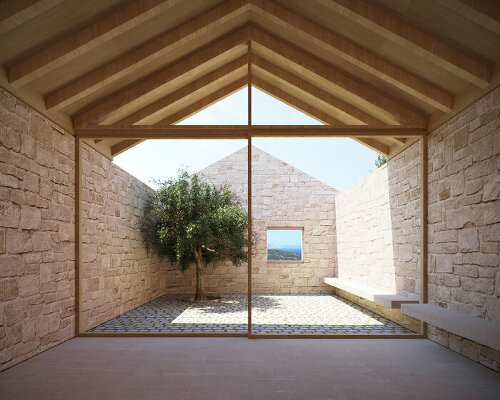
[323,277,420,309]
[401,304,500,351]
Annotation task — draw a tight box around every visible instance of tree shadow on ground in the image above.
[182,294,283,315]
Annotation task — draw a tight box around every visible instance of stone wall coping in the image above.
[401,304,500,351]
[323,278,420,309]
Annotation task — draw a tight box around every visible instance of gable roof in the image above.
[1,0,498,159]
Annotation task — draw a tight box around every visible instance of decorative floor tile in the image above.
[88,294,414,335]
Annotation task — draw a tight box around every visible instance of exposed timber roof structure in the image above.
[0,0,498,157]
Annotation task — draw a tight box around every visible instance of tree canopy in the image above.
[142,171,248,300]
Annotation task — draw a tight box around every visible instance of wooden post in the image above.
[248,41,252,125]
[420,134,428,337]
[247,40,252,337]
[75,137,82,335]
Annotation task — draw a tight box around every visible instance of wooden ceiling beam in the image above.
[353,137,390,156]
[252,54,385,125]
[251,77,389,155]
[111,78,248,156]
[252,76,344,126]
[249,26,427,127]
[157,77,248,125]
[388,137,406,145]
[439,0,500,35]
[7,0,185,87]
[75,125,425,139]
[111,139,145,157]
[249,0,453,112]
[0,0,65,35]
[45,0,250,112]
[73,27,249,127]
[115,56,247,126]
[318,0,493,87]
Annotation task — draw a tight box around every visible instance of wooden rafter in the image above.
[0,0,65,35]
[318,0,492,87]
[439,0,500,35]
[252,76,344,126]
[45,0,251,112]
[252,77,390,155]
[110,140,145,157]
[249,25,427,126]
[353,137,390,156]
[73,27,249,127]
[102,78,248,153]
[157,77,248,125]
[249,0,454,112]
[0,0,496,161]
[252,54,384,125]
[388,137,406,146]
[115,56,247,125]
[8,0,187,87]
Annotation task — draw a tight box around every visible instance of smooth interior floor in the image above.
[87,293,413,334]
[1,338,499,400]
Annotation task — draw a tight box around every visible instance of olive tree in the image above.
[142,171,248,301]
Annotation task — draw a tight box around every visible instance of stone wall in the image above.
[162,146,338,294]
[1,84,498,371]
[251,147,338,293]
[80,145,167,331]
[0,88,168,370]
[426,86,499,370]
[335,142,421,295]
[335,165,397,291]
[333,86,499,368]
[0,88,75,371]
[333,141,421,331]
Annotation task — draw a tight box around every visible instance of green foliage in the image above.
[375,154,387,168]
[142,170,248,271]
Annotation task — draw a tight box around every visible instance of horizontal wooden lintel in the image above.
[75,125,426,139]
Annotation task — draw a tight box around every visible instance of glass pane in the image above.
[267,229,303,261]
[251,137,419,336]
[84,139,248,334]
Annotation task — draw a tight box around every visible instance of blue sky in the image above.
[113,87,378,191]
[267,229,302,251]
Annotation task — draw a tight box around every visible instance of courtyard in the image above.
[88,294,413,335]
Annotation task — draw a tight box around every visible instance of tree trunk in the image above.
[194,249,206,301]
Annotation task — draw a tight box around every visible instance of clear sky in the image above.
[113,87,379,192]
[267,229,302,251]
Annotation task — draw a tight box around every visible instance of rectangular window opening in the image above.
[267,228,303,262]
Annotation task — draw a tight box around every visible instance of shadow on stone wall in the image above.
[386,141,421,298]
[331,141,422,332]
[334,140,421,299]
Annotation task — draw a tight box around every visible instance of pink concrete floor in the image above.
[0,338,498,399]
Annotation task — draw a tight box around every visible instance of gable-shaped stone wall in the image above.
[250,147,338,294]
[162,146,338,294]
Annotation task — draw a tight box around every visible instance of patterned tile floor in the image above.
[88,294,414,335]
